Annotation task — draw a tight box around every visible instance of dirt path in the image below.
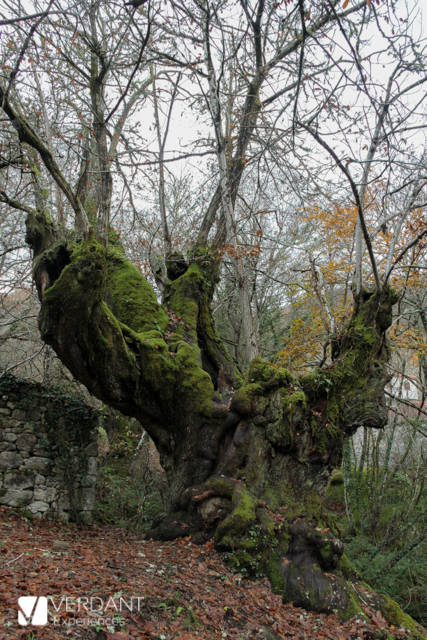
[0,507,408,640]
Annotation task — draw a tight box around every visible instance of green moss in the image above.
[313,421,343,454]
[231,358,296,417]
[231,383,264,415]
[233,366,244,388]
[20,509,34,521]
[43,237,106,306]
[254,396,268,415]
[338,554,356,579]
[247,358,293,388]
[380,594,419,634]
[318,541,332,563]
[330,470,343,485]
[334,577,368,622]
[224,514,276,576]
[258,510,275,537]
[265,526,292,594]
[204,476,236,498]
[164,251,234,383]
[175,342,214,416]
[214,484,258,550]
[300,286,399,444]
[166,333,182,349]
[289,389,306,417]
[187,246,222,302]
[229,550,254,570]
[105,241,169,334]
[280,490,323,521]
[261,388,306,448]
[164,262,205,338]
[237,538,257,552]
[39,235,219,424]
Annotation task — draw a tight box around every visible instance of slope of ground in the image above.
[0,507,418,640]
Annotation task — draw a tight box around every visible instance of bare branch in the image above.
[298,121,381,290]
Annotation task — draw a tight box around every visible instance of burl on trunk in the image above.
[26,212,423,633]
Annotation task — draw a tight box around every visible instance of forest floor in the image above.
[0,506,416,640]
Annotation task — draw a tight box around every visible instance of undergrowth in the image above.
[94,465,162,530]
[326,461,427,627]
[93,412,165,531]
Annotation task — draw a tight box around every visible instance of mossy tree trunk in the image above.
[26,212,423,632]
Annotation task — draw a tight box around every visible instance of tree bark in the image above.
[25,212,425,633]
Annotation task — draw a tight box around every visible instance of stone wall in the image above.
[0,374,100,524]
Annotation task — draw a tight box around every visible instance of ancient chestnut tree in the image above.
[24,206,407,623]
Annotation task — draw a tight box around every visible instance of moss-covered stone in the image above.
[379,594,421,636]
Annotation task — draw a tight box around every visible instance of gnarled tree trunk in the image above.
[25,212,423,634]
